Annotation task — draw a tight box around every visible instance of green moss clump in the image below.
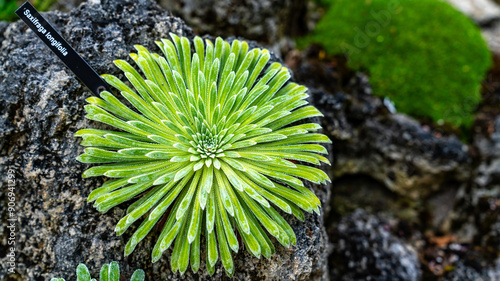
[299,0,492,128]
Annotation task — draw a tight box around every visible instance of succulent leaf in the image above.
[51,262,144,281]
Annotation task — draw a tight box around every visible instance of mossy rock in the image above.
[299,0,492,128]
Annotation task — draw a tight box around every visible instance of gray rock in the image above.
[451,152,500,256]
[483,22,500,55]
[475,116,500,187]
[0,21,8,43]
[157,0,308,49]
[448,115,500,251]
[0,0,329,280]
[487,258,500,281]
[328,209,421,281]
[49,0,86,13]
[443,0,500,24]
[443,261,491,281]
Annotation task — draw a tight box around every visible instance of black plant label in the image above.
[15,1,109,95]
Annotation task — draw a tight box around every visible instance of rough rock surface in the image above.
[443,0,500,24]
[291,51,500,278]
[0,0,329,280]
[0,21,8,43]
[475,116,500,184]
[157,0,308,49]
[450,115,500,252]
[442,261,498,281]
[328,209,421,281]
[49,0,86,13]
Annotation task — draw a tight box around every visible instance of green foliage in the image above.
[50,261,145,281]
[0,0,18,22]
[0,0,56,22]
[299,0,492,128]
[75,34,330,276]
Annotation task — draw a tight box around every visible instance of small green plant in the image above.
[299,0,492,128]
[50,261,145,281]
[2,0,56,22]
[76,34,330,276]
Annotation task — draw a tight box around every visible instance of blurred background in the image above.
[3,0,500,280]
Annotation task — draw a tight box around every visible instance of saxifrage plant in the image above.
[51,261,145,281]
[76,34,330,276]
[298,0,492,128]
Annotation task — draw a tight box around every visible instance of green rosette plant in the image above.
[75,34,331,276]
[51,261,145,281]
